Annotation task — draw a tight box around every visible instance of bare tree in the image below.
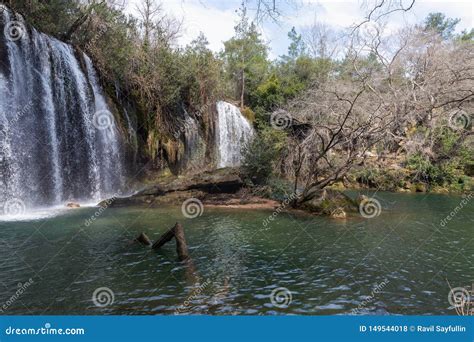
[136,0,162,46]
[303,18,340,59]
[282,14,473,205]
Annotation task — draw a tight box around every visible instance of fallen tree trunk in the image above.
[151,226,176,249]
[152,222,190,261]
[135,232,152,246]
[173,223,190,261]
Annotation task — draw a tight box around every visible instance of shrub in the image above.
[240,128,286,185]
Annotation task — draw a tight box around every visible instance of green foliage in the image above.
[423,12,460,39]
[9,1,473,190]
[406,153,461,188]
[458,28,474,41]
[355,168,405,191]
[182,34,223,107]
[286,26,306,60]
[240,128,287,185]
[221,5,269,107]
[9,0,82,37]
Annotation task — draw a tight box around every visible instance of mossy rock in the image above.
[410,183,427,192]
[299,189,358,215]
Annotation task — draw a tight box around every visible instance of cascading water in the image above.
[216,101,254,168]
[0,6,123,214]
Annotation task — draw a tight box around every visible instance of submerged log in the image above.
[135,232,152,246]
[173,223,190,261]
[152,222,190,261]
[151,225,176,250]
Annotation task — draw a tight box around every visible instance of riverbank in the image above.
[101,167,472,220]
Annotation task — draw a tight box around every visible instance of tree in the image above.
[221,4,269,108]
[280,18,474,203]
[458,28,474,42]
[287,27,305,60]
[136,0,161,48]
[423,12,460,39]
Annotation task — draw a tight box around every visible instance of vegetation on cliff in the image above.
[5,0,473,195]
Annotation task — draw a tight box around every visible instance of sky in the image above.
[125,0,474,58]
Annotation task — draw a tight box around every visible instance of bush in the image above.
[406,153,463,187]
[240,128,286,185]
[355,167,405,190]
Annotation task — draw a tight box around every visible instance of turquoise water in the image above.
[0,192,472,315]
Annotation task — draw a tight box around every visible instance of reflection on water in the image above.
[0,192,472,315]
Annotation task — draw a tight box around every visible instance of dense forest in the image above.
[3,0,473,199]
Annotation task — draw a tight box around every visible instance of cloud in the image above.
[125,0,473,57]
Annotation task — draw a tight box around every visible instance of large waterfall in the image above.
[216,101,254,168]
[0,7,123,214]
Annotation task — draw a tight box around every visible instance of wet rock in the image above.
[300,189,357,215]
[411,183,427,192]
[330,207,347,219]
[104,168,243,207]
[66,202,80,208]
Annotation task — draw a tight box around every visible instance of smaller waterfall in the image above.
[216,101,254,168]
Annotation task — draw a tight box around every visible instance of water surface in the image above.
[0,192,472,315]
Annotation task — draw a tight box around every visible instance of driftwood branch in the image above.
[135,232,152,246]
[152,222,190,261]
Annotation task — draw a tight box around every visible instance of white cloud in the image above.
[125,0,474,57]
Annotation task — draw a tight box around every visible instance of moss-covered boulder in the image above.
[299,189,358,215]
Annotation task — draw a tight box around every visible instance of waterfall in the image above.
[0,7,123,213]
[216,101,254,168]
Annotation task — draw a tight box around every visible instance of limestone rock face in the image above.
[101,168,243,207]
